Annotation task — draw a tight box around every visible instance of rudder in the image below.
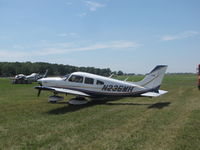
[135,65,168,90]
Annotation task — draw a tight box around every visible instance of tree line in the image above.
[0,62,124,77]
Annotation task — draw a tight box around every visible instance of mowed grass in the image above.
[0,74,200,150]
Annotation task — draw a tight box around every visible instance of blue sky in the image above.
[0,0,200,73]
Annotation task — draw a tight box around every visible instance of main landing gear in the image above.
[68,96,88,105]
[48,94,64,103]
[48,94,88,105]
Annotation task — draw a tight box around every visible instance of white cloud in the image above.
[0,41,139,59]
[0,49,27,59]
[13,44,26,50]
[69,32,80,37]
[57,33,80,38]
[57,33,68,37]
[161,30,199,41]
[78,12,87,17]
[84,1,105,11]
[66,2,72,5]
[37,41,139,55]
[78,1,105,17]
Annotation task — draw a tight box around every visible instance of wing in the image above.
[35,86,90,97]
[141,90,168,97]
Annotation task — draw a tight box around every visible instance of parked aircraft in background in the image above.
[35,65,168,105]
[15,70,48,82]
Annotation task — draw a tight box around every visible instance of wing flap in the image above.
[35,86,90,97]
[141,90,168,97]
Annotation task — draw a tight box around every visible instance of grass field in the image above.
[0,74,200,150]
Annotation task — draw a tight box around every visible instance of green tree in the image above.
[117,70,124,76]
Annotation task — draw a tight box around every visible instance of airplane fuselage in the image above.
[36,65,168,102]
[38,72,146,97]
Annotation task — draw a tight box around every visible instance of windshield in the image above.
[63,74,71,80]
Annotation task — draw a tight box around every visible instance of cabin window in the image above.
[68,75,83,83]
[96,80,104,85]
[84,77,94,84]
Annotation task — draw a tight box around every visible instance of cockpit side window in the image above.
[68,75,83,83]
[96,80,104,85]
[84,77,94,84]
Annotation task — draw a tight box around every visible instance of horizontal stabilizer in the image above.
[141,90,168,97]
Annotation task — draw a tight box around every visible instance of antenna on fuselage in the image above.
[43,69,48,78]
[124,77,129,81]
[109,74,114,78]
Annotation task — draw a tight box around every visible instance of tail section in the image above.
[136,65,168,90]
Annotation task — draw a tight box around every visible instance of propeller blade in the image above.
[37,89,41,97]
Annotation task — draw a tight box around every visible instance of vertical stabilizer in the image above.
[135,65,167,91]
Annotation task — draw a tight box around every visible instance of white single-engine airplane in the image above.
[35,65,168,105]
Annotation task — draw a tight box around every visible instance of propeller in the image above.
[37,89,41,97]
[36,80,43,97]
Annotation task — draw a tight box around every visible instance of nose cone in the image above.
[37,77,62,87]
[37,78,43,82]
